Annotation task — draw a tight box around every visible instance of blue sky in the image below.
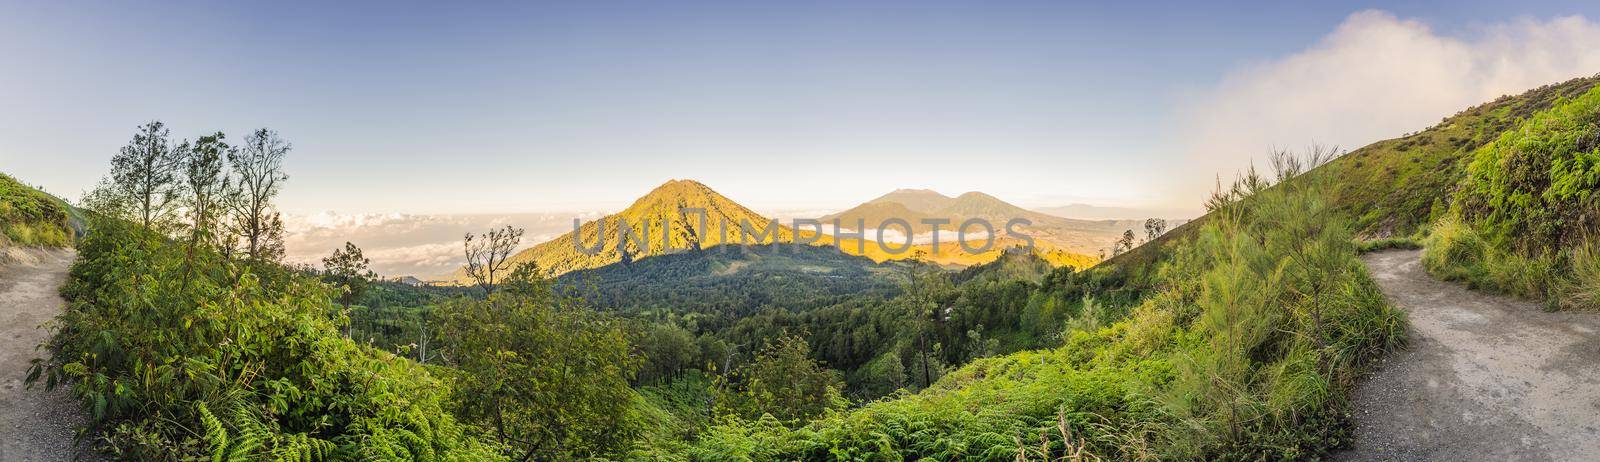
[4,0,1600,216]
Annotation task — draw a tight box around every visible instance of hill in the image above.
[0,172,74,252]
[825,187,1149,258]
[454,179,791,280]
[558,244,903,318]
[452,180,1099,281]
[1107,74,1600,271]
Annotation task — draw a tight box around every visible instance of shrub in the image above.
[0,172,73,248]
[1355,237,1422,253]
[1559,240,1600,311]
[651,160,1404,460]
[33,219,501,461]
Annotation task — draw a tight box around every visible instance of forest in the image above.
[21,76,1597,461]
[21,116,1402,461]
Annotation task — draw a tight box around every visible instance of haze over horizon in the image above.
[7,1,1600,277]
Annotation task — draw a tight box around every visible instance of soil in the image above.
[1337,250,1600,461]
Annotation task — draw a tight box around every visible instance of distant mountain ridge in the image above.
[449,180,1099,282]
[823,187,1152,257]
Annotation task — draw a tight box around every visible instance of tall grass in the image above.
[1558,240,1600,311]
[654,152,1406,460]
[1423,216,1597,309]
[0,172,73,248]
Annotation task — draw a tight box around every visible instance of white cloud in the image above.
[1174,10,1600,205]
[282,211,586,279]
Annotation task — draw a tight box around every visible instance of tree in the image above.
[1118,229,1137,253]
[464,225,525,295]
[438,265,638,460]
[182,134,232,240]
[716,335,845,425]
[226,128,290,262]
[85,121,182,231]
[1144,218,1167,243]
[178,133,232,288]
[323,241,376,338]
[898,259,952,390]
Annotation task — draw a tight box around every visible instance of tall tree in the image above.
[323,241,376,338]
[182,133,232,244]
[438,266,638,460]
[1144,218,1168,243]
[898,258,952,389]
[85,121,182,230]
[716,335,845,424]
[463,225,525,296]
[226,128,290,262]
[1118,229,1137,254]
[178,133,233,288]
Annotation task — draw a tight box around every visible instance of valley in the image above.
[5,4,1600,460]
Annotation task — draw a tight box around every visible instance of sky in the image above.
[5,0,1600,277]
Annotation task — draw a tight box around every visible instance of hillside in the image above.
[1106,74,1600,271]
[455,179,791,279]
[0,172,73,252]
[558,244,903,318]
[452,180,1099,281]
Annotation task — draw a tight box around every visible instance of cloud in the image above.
[282,211,584,279]
[1174,10,1600,205]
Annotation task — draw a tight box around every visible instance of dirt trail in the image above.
[0,248,95,461]
[1338,250,1600,461]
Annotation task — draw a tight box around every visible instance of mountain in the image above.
[452,179,1099,282]
[1036,203,1191,221]
[454,179,789,280]
[823,188,1150,259]
[867,188,958,213]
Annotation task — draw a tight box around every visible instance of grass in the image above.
[1355,236,1423,254]
[648,160,1406,461]
[0,172,73,248]
[1420,217,1594,310]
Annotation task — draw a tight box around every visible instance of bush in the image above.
[1355,237,1422,253]
[648,162,1405,460]
[1558,240,1600,311]
[33,219,502,461]
[0,172,72,248]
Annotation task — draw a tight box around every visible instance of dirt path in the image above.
[1338,250,1600,461]
[0,248,95,461]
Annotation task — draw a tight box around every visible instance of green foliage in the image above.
[1322,75,1600,237]
[1355,236,1423,253]
[644,159,1404,460]
[714,336,847,426]
[35,219,501,461]
[436,265,641,460]
[0,172,73,247]
[1420,84,1600,310]
[1458,84,1600,252]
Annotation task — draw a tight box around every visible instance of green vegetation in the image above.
[0,172,73,248]
[1422,83,1600,310]
[436,265,639,460]
[47,74,1600,459]
[633,155,1405,460]
[36,219,499,460]
[1316,75,1600,238]
[1355,236,1423,254]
